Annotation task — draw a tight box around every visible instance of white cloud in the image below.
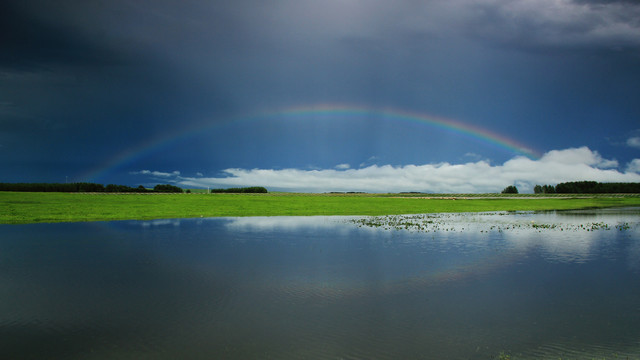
[335,163,351,170]
[627,137,640,149]
[463,152,487,162]
[539,147,618,169]
[626,159,640,173]
[359,156,380,168]
[137,147,640,193]
[131,170,181,177]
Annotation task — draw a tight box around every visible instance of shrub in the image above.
[153,184,183,193]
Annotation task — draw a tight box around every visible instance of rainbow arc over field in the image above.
[83,104,541,182]
[278,104,540,158]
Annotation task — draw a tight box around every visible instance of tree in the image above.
[534,184,556,194]
[153,184,183,193]
[554,181,640,194]
[209,186,268,193]
[501,185,518,194]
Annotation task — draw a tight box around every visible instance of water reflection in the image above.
[353,209,640,265]
[139,218,182,227]
[0,209,638,359]
[224,215,346,231]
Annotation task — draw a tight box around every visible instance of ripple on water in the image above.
[1,211,639,359]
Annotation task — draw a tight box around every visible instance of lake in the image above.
[1,209,639,359]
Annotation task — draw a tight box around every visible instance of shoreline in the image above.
[2,192,640,225]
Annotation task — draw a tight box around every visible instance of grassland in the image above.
[1,191,639,224]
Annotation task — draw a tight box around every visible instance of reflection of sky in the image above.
[217,211,640,277]
[2,212,639,359]
[503,211,640,264]
[114,210,640,272]
[223,216,350,232]
[137,219,182,227]
[351,210,640,264]
[502,227,602,263]
[628,239,640,272]
[209,211,640,300]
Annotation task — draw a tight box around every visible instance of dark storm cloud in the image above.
[5,0,637,111]
[458,0,640,50]
[0,2,126,70]
[2,0,639,185]
[574,0,640,5]
[0,1,232,130]
[0,1,230,181]
[4,0,639,80]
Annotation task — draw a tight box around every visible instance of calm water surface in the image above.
[1,209,639,359]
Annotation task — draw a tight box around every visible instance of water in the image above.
[1,209,639,359]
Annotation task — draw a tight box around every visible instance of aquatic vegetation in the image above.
[493,351,638,360]
[617,222,631,231]
[350,213,639,234]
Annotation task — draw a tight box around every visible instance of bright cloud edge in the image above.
[135,147,640,193]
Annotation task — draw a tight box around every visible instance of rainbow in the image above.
[267,104,540,158]
[82,104,541,182]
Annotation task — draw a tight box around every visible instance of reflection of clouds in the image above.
[525,210,640,263]
[538,210,640,226]
[502,229,600,263]
[499,213,637,264]
[224,216,349,232]
[625,227,640,272]
[354,210,640,264]
[430,213,603,262]
[138,219,182,227]
[132,211,638,266]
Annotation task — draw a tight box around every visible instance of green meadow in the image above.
[1,191,639,224]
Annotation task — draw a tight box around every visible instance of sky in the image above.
[2,0,640,193]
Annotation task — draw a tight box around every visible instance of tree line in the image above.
[501,185,519,194]
[209,186,268,193]
[0,182,184,193]
[534,181,640,194]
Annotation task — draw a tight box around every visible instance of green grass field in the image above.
[1,191,639,224]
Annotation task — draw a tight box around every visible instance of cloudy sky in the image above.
[2,0,640,193]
